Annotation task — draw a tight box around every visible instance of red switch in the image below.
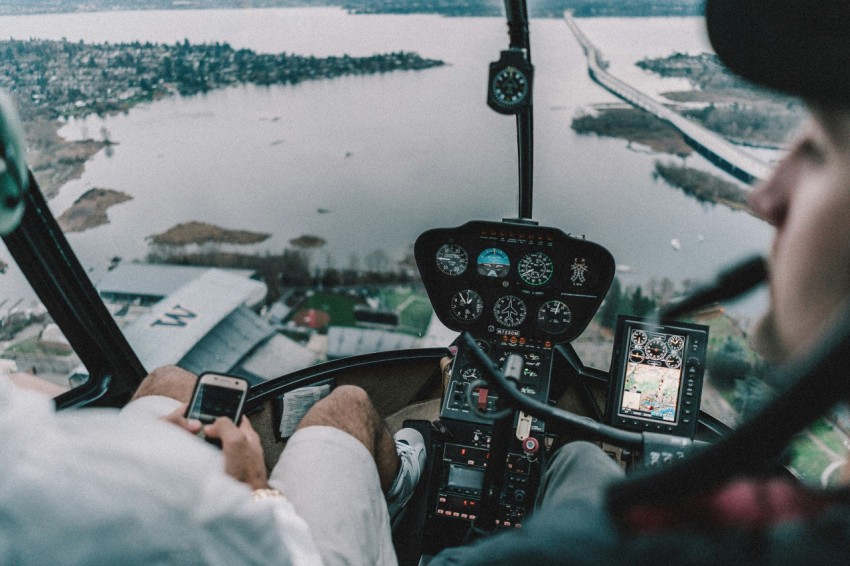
[522,437,539,455]
[477,387,489,411]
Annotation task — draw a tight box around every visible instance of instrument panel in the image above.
[415,220,615,344]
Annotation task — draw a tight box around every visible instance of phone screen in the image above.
[186,380,247,424]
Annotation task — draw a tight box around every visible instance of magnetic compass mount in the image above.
[487,48,534,115]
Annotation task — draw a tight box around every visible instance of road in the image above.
[564,11,772,185]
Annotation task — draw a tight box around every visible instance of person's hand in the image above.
[204,416,270,491]
[161,403,203,436]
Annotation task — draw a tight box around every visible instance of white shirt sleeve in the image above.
[0,380,323,566]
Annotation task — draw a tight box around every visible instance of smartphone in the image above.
[185,372,250,427]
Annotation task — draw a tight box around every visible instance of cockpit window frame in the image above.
[2,172,147,409]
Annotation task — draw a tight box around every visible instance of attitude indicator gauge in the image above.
[492,295,527,327]
[518,252,554,286]
[436,244,468,277]
[450,289,484,322]
[477,248,510,278]
[537,300,572,334]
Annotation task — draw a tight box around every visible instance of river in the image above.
[0,8,772,320]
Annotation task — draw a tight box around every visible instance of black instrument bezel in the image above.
[605,315,709,439]
[415,220,615,345]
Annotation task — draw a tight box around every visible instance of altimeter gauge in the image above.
[492,295,527,327]
[537,300,572,334]
[436,244,468,277]
[450,289,484,322]
[518,252,554,286]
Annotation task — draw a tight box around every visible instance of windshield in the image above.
[0,1,841,486]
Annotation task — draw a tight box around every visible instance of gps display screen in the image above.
[617,328,686,423]
[606,315,708,438]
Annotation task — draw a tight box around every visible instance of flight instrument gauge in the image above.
[450,289,484,322]
[629,349,645,363]
[477,248,510,278]
[665,353,682,369]
[645,337,668,361]
[487,48,534,115]
[492,295,527,327]
[518,252,554,286]
[631,330,648,347]
[461,367,482,382]
[537,300,572,334]
[667,335,685,351]
[436,244,468,277]
[492,67,529,107]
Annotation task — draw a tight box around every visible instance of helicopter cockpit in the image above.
[0,0,847,564]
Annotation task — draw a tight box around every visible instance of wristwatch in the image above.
[251,488,284,501]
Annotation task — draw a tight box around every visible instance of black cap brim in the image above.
[706,0,850,105]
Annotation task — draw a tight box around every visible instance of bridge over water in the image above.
[564,12,772,185]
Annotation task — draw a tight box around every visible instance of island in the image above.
[56,188,133,232]
[653,162,752,214]
[636,52,804,148]
[147,221,271,246]
[571,105,692,157]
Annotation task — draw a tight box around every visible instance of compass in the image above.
[488,49,534,115]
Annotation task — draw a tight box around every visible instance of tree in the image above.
[708,336,752,389]
[733,375,776,421]
[281,249,311,287]
[598,276,622,329]
[630,286,655,318]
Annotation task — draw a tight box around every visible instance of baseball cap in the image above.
[705,0,850,105]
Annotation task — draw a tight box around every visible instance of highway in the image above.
[564,11,772,185]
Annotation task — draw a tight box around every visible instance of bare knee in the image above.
[131,365,198,403]
[297,385,382,454]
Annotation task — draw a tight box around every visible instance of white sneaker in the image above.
[385,428,426,528]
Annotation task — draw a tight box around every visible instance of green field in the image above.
[787,419,849,487]
[292,287,433,336]
[298,292,359,327]
[375,287,433,336]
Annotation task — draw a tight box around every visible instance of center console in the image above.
[414,220,615,552]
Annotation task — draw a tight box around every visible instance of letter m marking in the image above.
[151,305,197,327]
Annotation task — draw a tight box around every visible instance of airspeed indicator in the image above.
[436,244,468,277]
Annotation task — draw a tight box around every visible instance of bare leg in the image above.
[130,365,198,404]
[296,385,400,492]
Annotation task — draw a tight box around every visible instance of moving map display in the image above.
[620,356,682,423]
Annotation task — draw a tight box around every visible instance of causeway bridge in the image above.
[564,12,772,185]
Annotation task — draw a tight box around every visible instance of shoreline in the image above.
[27,118,108,200]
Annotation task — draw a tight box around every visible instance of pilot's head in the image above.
[706,0,850,364]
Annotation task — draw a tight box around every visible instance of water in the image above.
[0,9,772,319]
